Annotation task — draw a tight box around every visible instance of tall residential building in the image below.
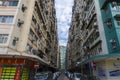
[67,0,120,80]
[0,0,58,79]
[59,46,66,69]
[66,0,82,70]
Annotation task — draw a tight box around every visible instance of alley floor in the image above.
[57,74,69,80]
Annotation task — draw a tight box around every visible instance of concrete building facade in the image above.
[0,0,58,79]
[66,0,82,70]
[67,0,120,80]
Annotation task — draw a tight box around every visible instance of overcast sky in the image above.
[55,0,73,46]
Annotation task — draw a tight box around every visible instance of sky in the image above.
[55,0,74,46]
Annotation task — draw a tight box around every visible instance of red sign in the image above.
[34,64,39,69]
[14,66,21,80]
[0,67,2,78]
[91,61,96,69]
[0,58,25,64]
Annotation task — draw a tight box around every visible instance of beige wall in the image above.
[95,59,120,80]
[0,0,58,67]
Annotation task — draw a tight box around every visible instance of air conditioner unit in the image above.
[17,19,24,27]
[21,4,27,12]
[14,37,19,41]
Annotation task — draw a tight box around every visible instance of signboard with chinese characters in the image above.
[0,67,2,78]
[14,66,21,80]
[109,70,120,77]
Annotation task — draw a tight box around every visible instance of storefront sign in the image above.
[109,70,120,77]
[0,58,25,64]
[0,58,36,68]
[0,67,2,78]
[14,66,21,80]
[34,64,39,69]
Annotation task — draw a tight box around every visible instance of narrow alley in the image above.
[0,0,120,80]
[57,74,69,80]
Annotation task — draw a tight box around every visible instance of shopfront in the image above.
[81,54,120,80]
[0,58,36,80]
[93,57,120,80]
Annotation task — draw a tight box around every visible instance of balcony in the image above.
[90,36,101,48]
[83,28,94,44]
[86,12,96,29]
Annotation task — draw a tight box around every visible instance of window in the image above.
[0,0,18,6]
[111,2,120,11]
[116,19,120,26]
[0,16,14,23]
[0,34,8,43]
[9,1,18,6]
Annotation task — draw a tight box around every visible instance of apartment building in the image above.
[67,0,120,80]
[66,0,82,70]
[0,0,58,79]
[59,46,66,69]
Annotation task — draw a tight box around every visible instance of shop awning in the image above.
[78,53,120,65]
[0,52,50,65]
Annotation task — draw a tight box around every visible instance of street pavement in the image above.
[57,74,69,80]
